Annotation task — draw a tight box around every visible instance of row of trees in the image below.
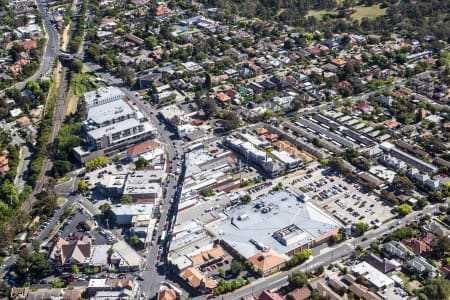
[213,277,250,295]
[85,156,109,170]
[284,249,312,269]
[68,0,87,53]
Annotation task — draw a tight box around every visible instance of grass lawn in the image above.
[66,71,97,115]
[396,272,410,285]
[57,197,67,205]
[351,5,386,21]
[56,176,70,184]
[306,9,338,20]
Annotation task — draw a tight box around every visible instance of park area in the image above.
[351,5,386,21]
[306,4,386,21]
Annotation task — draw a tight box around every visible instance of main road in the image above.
[0,0,59,96]
[81,60,184,299]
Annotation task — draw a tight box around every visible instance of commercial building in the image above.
[86,278,138,299]
[122,170,163,201]
[126,140,162,161]
[82,87,125,108]
[219,190,341,261]
[110,204,155,225]
[83,99,136,130]
[74,89,156,163]
[99,174,127,196]
[86,118,155,150]
[110,240,143,272]
[226,136,285,178]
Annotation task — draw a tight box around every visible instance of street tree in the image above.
[288,271,308,288]
[120,195,133,204]
[397,204,412,216]
[71,264,79,274]
[354,222,369,236]
[130,235,140,246]
[78,179,87,192]
[392,175,415,194]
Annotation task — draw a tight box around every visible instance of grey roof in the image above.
[219,189,341,258]
[87,119,152,141]
[111,204,154,217]
[86,99,135,127]
[82,86,124,107]
[123,170,161,196]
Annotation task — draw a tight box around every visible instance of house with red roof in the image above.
[402,238,432,256]
[358,102,374,113]
[418,232,437,245]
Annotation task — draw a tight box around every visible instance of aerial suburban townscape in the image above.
[0,0,449,299]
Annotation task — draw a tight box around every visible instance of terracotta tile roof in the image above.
[190,246,225,266]
[402,238,432,256]
[255,127,269,135]
[358,102,373,112]
[248,248,286,273]
[258,290,284,300]
[273,141,300,155]
[286,287,311,300]
[18,39,38,49]
[158,289,178,300]
[156,5,172,16]
[215,92,231,102]
[418,232,437,245]
[127,140,160,156]
[63,289,83,300]
[0,151,9,175]
[179,267,217,289]
[330,58,347,67]
[105,278,135,290]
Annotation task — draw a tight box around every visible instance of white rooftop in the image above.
[351,261,395,289]
[111,203,154,216]
[86,99,134,126]
[219,189,341,258]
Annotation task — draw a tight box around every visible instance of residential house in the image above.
[418,232,437,245]
[48,236,93,272]
[383,241,414,259]
[358,102,374,114]
[406,256,438,277]
[378,95,394,107]
[179,267,217,294]
[125,33,144,46]
[226,48,248,61]
[0,150,9,175]
[402,239,432,256]
[286,288,311,300]
[258,290,283,300]
[364,253,397,273]
[215,92,231,106]
[308,277,341,300]
[348,283,382,300]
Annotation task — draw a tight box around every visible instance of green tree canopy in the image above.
[397,204,412,216]
[288,271,308,288]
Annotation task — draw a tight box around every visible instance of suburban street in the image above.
[0,0,59,96]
